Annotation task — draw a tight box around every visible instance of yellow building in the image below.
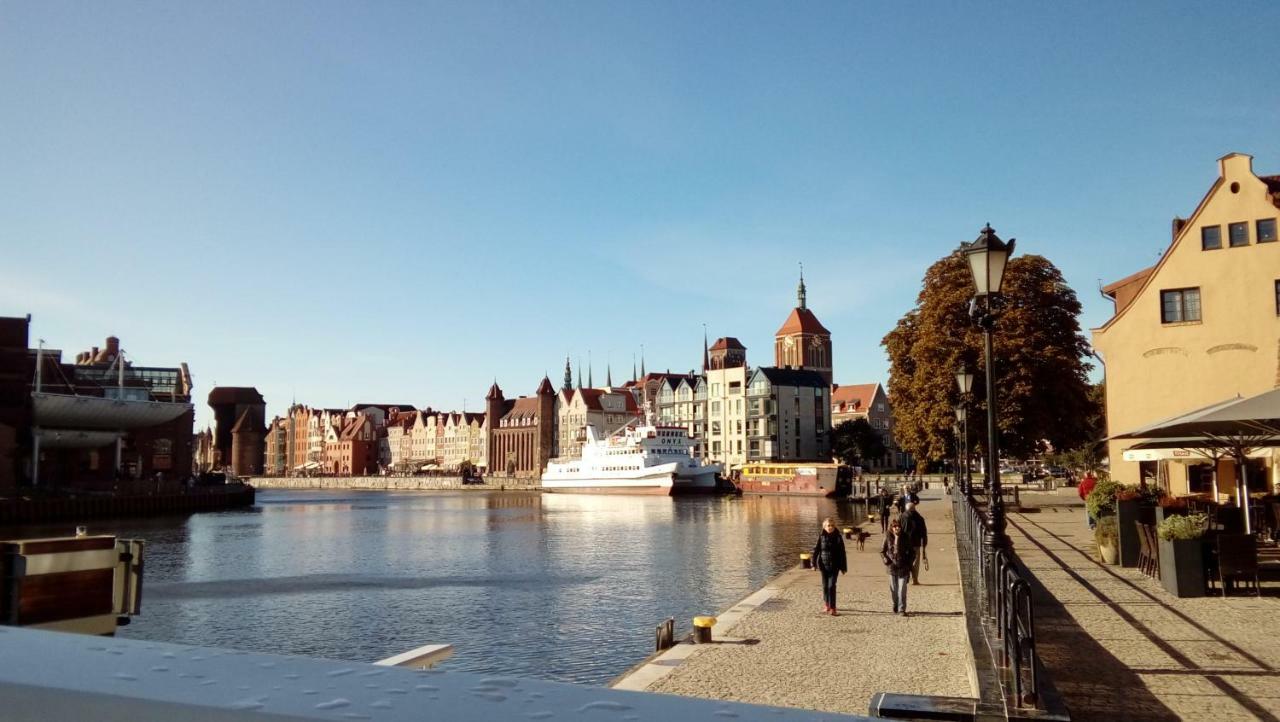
[1093,153,1279,497]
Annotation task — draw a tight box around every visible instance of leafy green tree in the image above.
[883,252,1094,464]
[832,418,889,467]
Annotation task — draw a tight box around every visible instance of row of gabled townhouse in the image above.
[384,408,488,473]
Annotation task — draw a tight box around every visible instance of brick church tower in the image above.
[774,268,832,385]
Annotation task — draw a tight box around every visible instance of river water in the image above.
[31,490,867,685]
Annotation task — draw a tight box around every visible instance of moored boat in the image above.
[735,462,849,497]
[541,423,722,495]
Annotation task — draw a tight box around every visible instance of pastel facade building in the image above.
[1093,153,1280,495]
[555,387,643,459]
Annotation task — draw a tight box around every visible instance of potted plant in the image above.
[1086,478,1124,521]
[1114,486,1143,567]
[1157,513,1209,598]
[1095,516,1120,564]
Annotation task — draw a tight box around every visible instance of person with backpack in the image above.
[900,499,929,585]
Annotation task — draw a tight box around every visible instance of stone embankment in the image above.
[614,490,975,716]
[0,485,256,525]
[247,476,541,492]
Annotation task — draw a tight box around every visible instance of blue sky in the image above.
[2,2,1277,428]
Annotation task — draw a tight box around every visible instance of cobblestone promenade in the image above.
[622,491,974,716]
[1010,494,1280,721]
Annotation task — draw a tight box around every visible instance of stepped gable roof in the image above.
[832,383,880,412]
[560,389,576,404]
[231,408,265,434]
[754,366,828,388]
[709,337,745,351]
[208,387,264,405]
[775,307,830,336]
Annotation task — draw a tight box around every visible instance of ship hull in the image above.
[736,480,837,497]
[541,468,720,496]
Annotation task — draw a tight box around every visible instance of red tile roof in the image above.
[832,383,879,412]
[709,337,745,351]
[775,308,830,336]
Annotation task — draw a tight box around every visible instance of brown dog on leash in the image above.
[855,530,871,551]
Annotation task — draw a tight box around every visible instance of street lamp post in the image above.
[961,224,1015,551]
[955,364,974,496]
[954,404,967,496]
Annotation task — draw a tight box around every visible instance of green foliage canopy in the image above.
[832,418,888,467]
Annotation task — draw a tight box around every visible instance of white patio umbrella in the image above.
[1110,388,1280,534]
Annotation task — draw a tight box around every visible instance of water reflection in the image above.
[8,490,860,685]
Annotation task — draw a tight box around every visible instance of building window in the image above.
[1228,222,1249,247]
[1259,218,1278,243]
[1201,226,1221,250]
[1160,288,1201,323]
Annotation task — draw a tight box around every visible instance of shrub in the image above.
[1157,513,1209,541]
[1086,479,1125,518]
[1095,515,1119,543]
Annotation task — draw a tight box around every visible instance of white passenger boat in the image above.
[541,423,721,495]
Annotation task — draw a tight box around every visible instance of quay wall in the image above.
[247,476,542,492]
[0,485,256,526]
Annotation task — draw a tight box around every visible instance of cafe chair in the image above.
[1216,534,1261,597]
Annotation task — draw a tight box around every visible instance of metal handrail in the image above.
[955,493,1040,709]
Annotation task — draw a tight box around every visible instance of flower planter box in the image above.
[1158,537,1206,598]
[1116,499,1141,567]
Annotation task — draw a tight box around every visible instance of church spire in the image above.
[798,262,807,310]
[632,353,637,383]
[563,355,572,391]
[576,359,582,388]
[702,324,709,372]
[640,345,646,377]
[588,350,594,388]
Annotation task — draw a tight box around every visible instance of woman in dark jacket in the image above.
[812,517,847,615]
[881,518,916,615]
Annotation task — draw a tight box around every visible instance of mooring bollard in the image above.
[692,616,716,644]
[799,552,812,569]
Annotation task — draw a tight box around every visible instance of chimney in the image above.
[91,346,99,360]
[106,336,120,355]
[1172,217,1187,243]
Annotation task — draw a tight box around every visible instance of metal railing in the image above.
[955,493,1040,710]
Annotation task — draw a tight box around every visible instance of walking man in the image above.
[877,488,892,535]
[900,500,929,585]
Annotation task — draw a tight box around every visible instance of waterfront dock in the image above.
[615,490,975,716]
[247,475,540,492]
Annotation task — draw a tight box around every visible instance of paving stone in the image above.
[1008,501,1280,721]
[646,493,973,716]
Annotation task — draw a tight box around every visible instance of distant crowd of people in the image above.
[811,485,928,617]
